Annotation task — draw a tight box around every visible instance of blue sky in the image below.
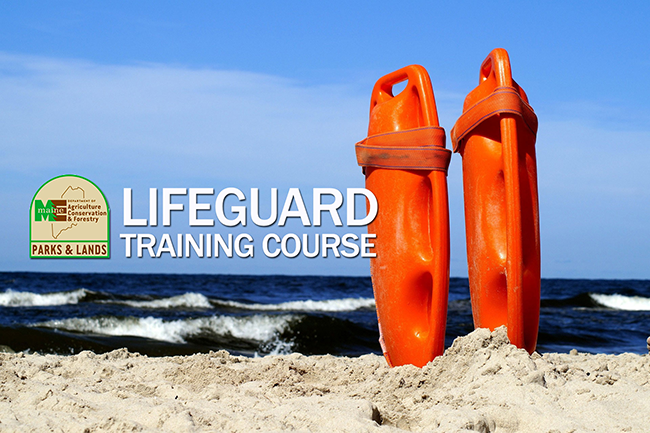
[1,1,649,278]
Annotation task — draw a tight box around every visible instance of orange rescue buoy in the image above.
[450,48,540,354]
[355,65,452,367]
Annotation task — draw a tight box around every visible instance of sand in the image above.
[1,327,649,432]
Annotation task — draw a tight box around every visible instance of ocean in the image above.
[0,272,648,357]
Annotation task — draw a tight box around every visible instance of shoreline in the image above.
[1,327,649,432]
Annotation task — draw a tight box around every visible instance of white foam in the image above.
[255,336,294,356]
[0,288,89,307]
[110,292,212,309]
[217,297,375,312]
[34,314,297,344]
[590,293,650,311]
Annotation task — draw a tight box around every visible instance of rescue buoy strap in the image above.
[450,86,538,153]
[355,126,451,173]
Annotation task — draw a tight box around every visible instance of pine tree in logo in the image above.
[34,200,56,222]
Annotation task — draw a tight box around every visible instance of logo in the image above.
[30,175,110,258]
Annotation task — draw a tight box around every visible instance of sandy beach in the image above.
[1,327,649,432]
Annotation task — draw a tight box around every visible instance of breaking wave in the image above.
[105,292,213,309]
[34,314,297,345]
[215,297,375,312]
[0,288,90,307]
[590,293,650,311]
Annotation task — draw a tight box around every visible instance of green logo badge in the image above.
[30,175,110,258]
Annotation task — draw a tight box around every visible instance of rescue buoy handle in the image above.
[501,114,525,349]
[481,48,530,104]
[480,48,513,87]
[370,65,440,128]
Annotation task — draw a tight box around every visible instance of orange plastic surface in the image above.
[451,49,540,354]
[359,65,451,367]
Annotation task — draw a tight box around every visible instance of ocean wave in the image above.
[0,288,90,307]
[215,297,375,312]
[256,336,295,356]
[590,293,650,311]
[34,314,297,344]
[105,292,212,309]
